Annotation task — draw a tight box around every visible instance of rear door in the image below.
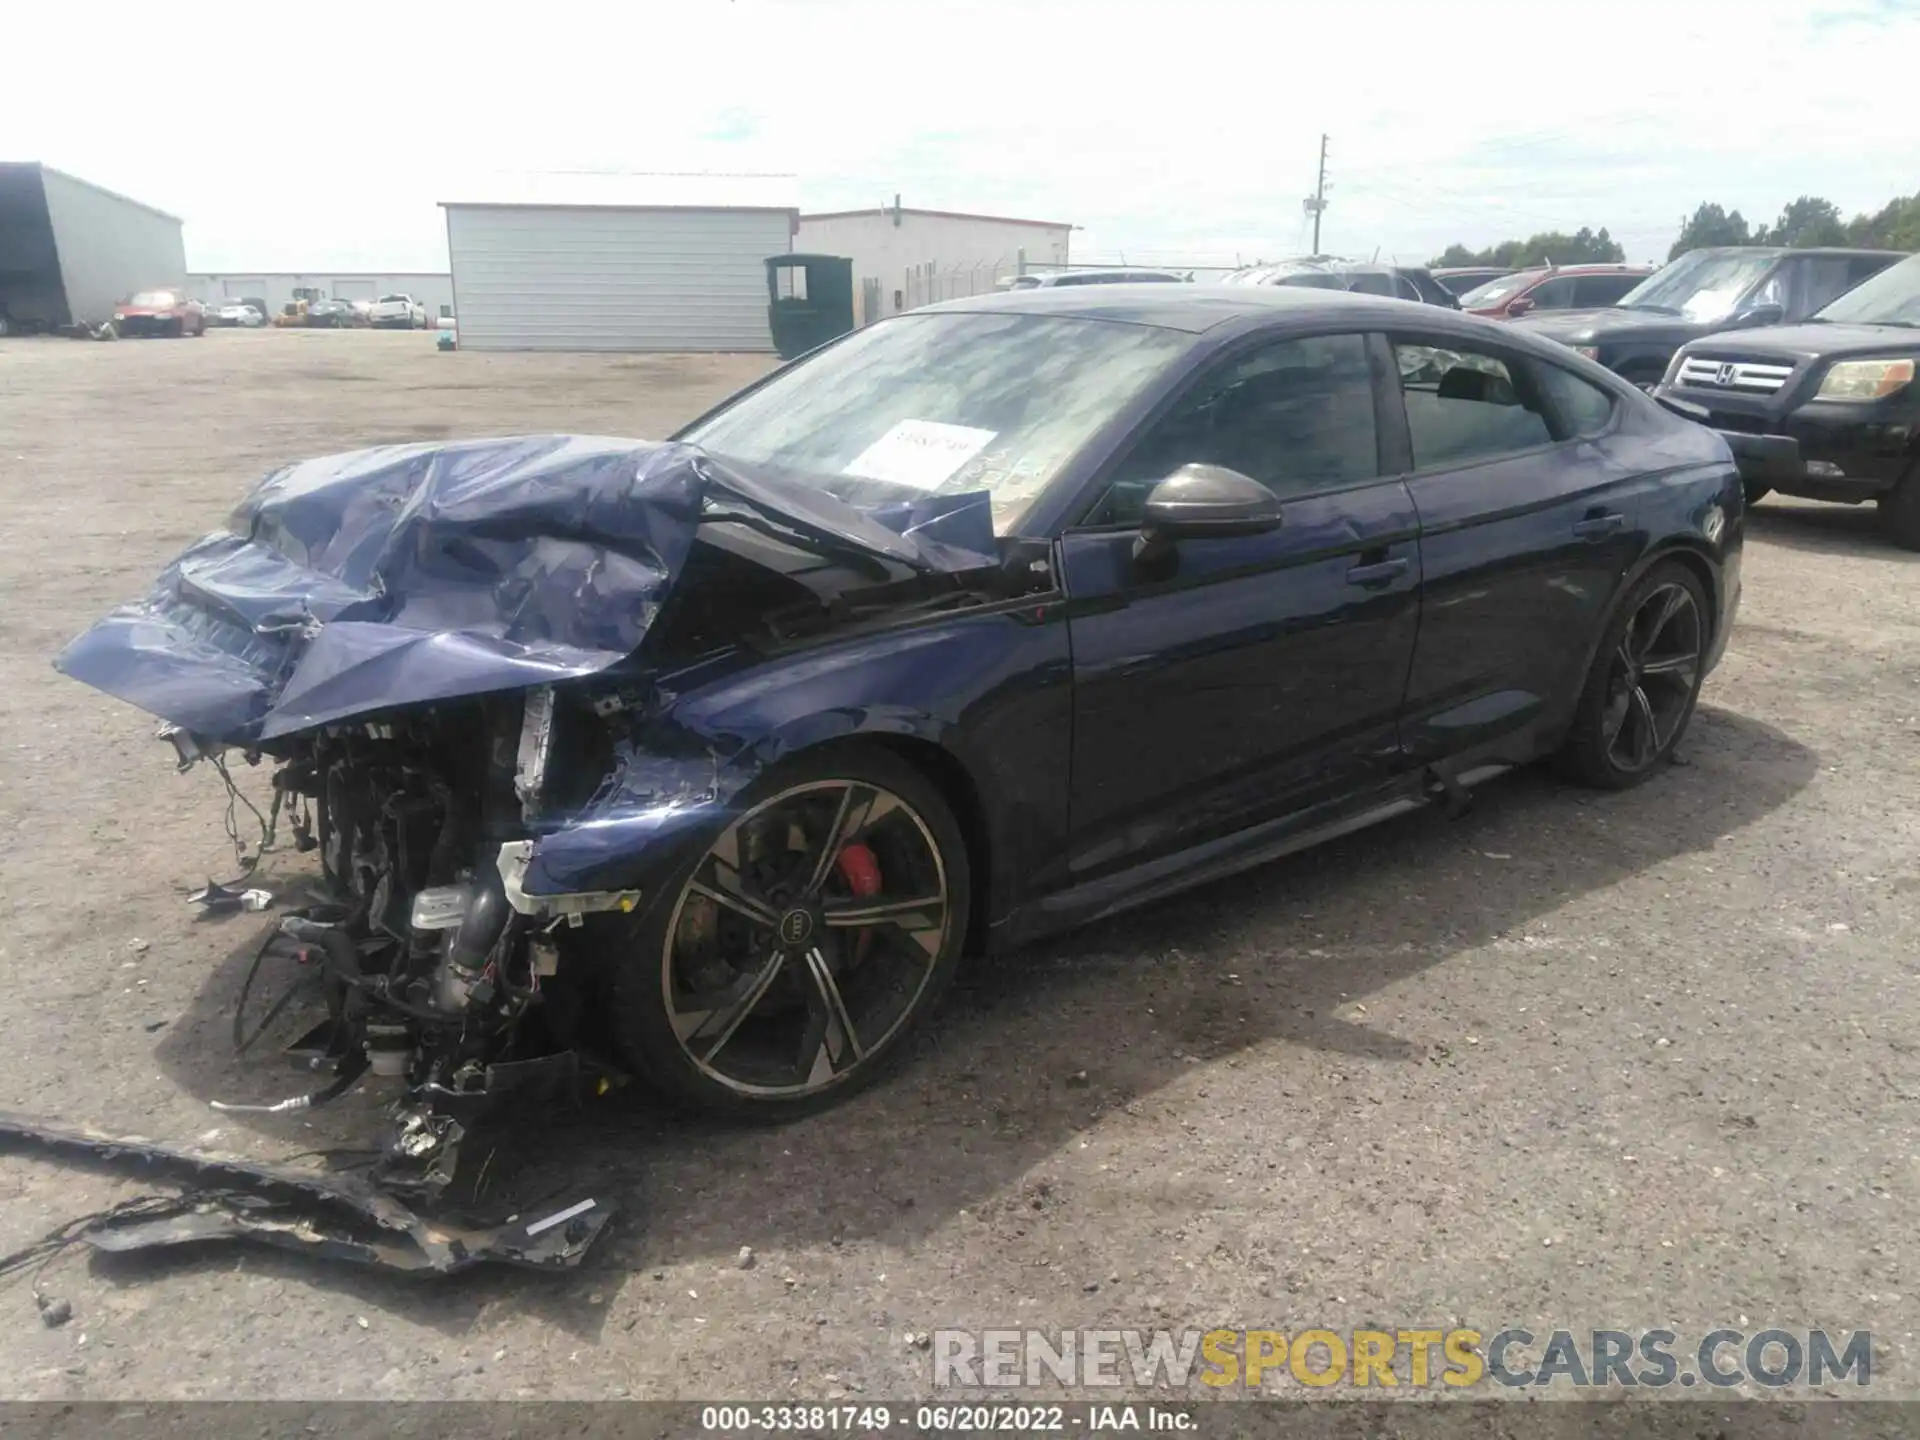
[1060,329,1422,884]
[1387,334,1648,764]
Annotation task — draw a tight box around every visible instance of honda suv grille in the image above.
[1676,357,1794,394]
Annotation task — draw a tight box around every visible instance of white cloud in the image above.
[4,0,1914,270]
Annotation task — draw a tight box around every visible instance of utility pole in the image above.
[1303,133,1329,256]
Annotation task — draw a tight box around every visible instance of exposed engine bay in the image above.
[48,435,1025,1248]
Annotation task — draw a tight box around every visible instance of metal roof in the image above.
[439,171,799,214]
[1,162,183,224]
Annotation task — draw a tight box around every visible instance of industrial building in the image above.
[0,163,186,334]
[442,174,798,352]
[188,271,455,319]
[796,204,1075,321]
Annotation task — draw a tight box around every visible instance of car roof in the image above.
[919,283,1574,343]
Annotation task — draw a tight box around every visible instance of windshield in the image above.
[130,291,177,307]
[680,312,1192,534]
[378,294,411,303]
[1615,250,1779,323]
[1459,271,1543,307]
[1815,253,1920,327]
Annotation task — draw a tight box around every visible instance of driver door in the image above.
[1059,330,1422,887]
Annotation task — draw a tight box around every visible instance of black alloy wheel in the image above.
[607,748,968,1116]
[1557,562,1709,788]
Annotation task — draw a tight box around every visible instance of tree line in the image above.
[1428,187,1920,269]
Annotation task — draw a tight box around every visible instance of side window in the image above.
[1394,342,1554,470]
[1082,333,1381,526]
[1394,273,1422,302]
[1534,363,1616,438]
[1528,276,1579,310]
[1792,257,1856,316]
[1572,274,1639,307]
[1347,271,1395,297]
[1847,256,1890,288]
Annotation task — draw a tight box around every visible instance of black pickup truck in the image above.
[1514,246,1904,387]
[1654,253,1920,548]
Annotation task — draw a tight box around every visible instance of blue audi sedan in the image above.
[60,284,1743,1162]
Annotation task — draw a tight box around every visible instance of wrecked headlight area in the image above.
[40,434,1010,1272]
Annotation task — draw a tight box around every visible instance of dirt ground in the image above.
[1,328,1917,1403]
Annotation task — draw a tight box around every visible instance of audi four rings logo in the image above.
[1716,363,1737,385]
[779,909,814,946]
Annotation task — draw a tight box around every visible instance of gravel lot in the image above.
[1,328,1917,1404]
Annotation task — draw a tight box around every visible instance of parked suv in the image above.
[1656,252,1920,548]
[1458,264,1654,320]
[1515,246,1903,387]
[368,293,427,328]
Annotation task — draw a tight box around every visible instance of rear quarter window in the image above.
[1533,363,1617,438]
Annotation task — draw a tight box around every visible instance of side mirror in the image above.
[1506,296,1535,317]
[1139,464,1283,541]
[1735,302,1785,329]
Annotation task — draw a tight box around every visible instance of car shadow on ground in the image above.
[82,703,1814,1336]
[1745,498,1919,561]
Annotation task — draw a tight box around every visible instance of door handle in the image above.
[1345,556,1409,586]
[1572,512,1626,540]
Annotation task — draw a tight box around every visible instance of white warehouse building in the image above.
[441,174,798,352]
[795,204,1074,322]
[187,272,455,319]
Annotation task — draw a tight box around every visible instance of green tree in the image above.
[1760,195,1847,248]
[1668,202,1756,259]
[1846,191,1920,250]
[1430,226,1625,269]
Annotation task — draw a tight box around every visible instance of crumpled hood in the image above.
[55,434,997,744]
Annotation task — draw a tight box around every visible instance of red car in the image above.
[1457,264,1653,320]
[113,289,206,338]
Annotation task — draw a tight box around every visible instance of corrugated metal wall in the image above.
[37,167,186,326]
[445,205,790,352]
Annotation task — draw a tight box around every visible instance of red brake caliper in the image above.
[834,843,882,965]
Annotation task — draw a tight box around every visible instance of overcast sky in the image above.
[7,0,1916,273]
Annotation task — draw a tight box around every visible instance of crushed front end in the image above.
[51,433,1003,1214]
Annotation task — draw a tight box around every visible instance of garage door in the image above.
[445,205,791,352]
[330,278,377,301]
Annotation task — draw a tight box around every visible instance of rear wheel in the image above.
[605,746,969,1118]
[1556,561,1709,789]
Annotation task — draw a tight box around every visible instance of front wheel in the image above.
[1877,467,1920,552]
[1742,480,1770,509]
[604,746,970,1118]
[1555,561,1710,789]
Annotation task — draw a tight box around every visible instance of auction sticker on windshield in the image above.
[845,420,997,490]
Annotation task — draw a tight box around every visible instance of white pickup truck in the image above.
[368,293,427,329]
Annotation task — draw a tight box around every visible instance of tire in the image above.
[1742,480,1770,509]
[603,744,970,1119]
[1555,560,1710,790]
[1876,467,1920,552]
[0,313,12,337]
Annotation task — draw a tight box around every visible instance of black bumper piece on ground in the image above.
[0,1110,613,1275]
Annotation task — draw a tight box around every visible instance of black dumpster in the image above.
[766,254,854,360]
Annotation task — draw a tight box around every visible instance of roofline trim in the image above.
[438,201,799,216]
[27,163,184,224]
[799,206,1076,230]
